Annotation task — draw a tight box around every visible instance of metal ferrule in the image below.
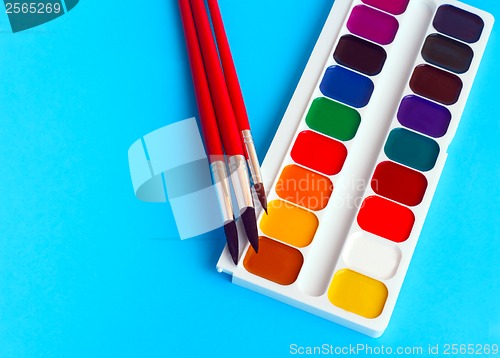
[242,130,263,185]
[210,161,234,224]
[228,155,254,210]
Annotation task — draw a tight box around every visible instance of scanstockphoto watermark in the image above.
[273,173,379,210]
[290,344,424,356]
[289,343,499,356]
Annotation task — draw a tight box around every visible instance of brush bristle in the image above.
[241,207,259,253]
[223,221,239,265]
[254,183,268,214]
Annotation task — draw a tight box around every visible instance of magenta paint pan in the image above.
[362,0,410,15]
[347,5,399,45]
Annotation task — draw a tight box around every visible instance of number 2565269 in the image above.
[5,2,62,14]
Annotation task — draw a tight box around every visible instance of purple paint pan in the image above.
[397,95,452,138]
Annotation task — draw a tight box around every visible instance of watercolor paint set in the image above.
[217,0,493,337]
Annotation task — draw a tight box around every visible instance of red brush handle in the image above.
[189,0,244,157]
[207,0,250,132]
[178,0,223,159]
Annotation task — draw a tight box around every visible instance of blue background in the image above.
[0,0,498,357]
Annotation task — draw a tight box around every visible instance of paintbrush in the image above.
[178,0,239,263]
[206,0,268,214]
[189,0,259,253]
